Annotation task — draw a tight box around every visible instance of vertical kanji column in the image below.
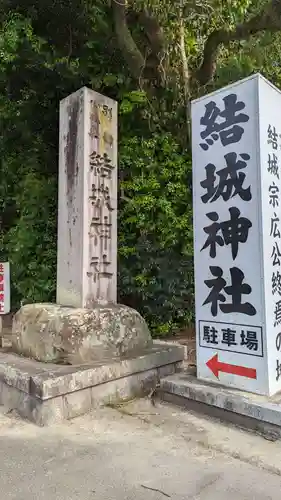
[259,76,281,396]
[192,74,266,395]
[57,87,117,307]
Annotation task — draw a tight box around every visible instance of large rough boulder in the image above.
[12,303,152,364]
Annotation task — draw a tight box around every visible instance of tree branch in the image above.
[138,7,168,85]
[196,0,281,85]
[179,14,191,140]
[138,8,166,58]
[112,0,145,80]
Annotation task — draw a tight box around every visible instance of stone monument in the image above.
[57,87,117,307]
[12,87,153,364]
[0,87,183,426]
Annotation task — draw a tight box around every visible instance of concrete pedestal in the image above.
[0,343,184,426]
[160,373,281,440]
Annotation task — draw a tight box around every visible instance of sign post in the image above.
[192,73,281,396]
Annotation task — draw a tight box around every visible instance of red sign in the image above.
[0,262,10,314]
[0,267,4,313]
[206,353,257,380]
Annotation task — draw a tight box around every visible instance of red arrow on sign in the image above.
[206,353,257,380]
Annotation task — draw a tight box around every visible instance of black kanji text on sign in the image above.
[199,321,263,357]
[200,152,252,204]
[199,94,249,151]
[201,207,252,259]
[203,266,256,317]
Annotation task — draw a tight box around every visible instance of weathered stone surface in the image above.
[160,374,281,433]
[57,88,118,308]
[0,343,183,400]
[12,303,152,363]
[0,344,184,425]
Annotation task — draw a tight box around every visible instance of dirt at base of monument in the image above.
[165,327,196,367]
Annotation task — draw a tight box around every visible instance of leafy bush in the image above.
[2,172,57,307]
[118,133,194,335]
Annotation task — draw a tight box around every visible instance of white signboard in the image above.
[0,262,10,314]
[192,73,281,396]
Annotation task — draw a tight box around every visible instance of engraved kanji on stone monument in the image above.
[57,88,117,307]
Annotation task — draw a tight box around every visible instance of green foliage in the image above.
[118,133,194,334]
[3,173,57,306]
[1,0,281,334]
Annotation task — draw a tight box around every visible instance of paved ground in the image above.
[1,398,281,499]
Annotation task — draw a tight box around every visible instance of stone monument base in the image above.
[159,373,281,441]
[12,303,153,364]
[0,343,184,425]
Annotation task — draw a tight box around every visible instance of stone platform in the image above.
[0,343,184,426]
[160,373,281,440]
